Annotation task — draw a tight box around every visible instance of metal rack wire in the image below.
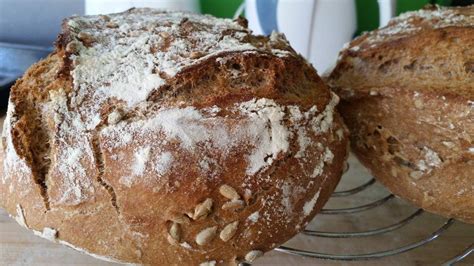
[269,162,474,265]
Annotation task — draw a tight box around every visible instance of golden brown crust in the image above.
[0,9,348,265]
[329,5,474,99]
[328,5,473,223]
[338,89,473,223]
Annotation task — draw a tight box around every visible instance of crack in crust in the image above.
[91,129,120,214]
[34,114,52,211]
[9,88,53,211]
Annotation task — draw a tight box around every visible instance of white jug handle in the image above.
[234,2,246,19]
[377,0,397,27]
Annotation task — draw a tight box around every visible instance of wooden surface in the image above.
[0,112,472,265]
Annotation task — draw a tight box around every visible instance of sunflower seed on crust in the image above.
[77,32,95,45]
[107,110,122,125]
[106,21,119,28]
[65,41,80,54]
[167,234,178,245]
[219,221,239,242]
[169,222,181,242]
[190,51,204,59]
[200,261,216,266]
[193,198,213,220]
[99,15,111,21]
[245,250,263,262]
[221,200,245,211]
[219,184,240,200]
[170,214,191,224]
[196,226,217,246]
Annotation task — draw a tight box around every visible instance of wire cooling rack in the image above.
[243,154,473,266]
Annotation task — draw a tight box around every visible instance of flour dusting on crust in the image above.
[343,5,473,52]
[98,92,342,234]
[303,189,321,216]
[44,89,96,205]
[66,8,293,129]
[417,146,442,173]
[2,101,32,187]
[101,94,338,189]
[15,204,28,228]
[33,227,58,241]
[238,99,290,175]
[23,9,296,205]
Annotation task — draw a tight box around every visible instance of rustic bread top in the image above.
[23,8,329,206]
[328,5,474,99]
[353,5,472,47]
[56,8,303,129]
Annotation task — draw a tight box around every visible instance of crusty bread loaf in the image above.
[328,5,473,223]
[0,8,348,265]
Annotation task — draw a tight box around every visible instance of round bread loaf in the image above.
[328,5,473,223]
[0,8,349,265]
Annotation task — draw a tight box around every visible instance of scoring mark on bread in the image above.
[91,131,120,213]
[6,99,53,210]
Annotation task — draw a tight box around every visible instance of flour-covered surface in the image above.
[1,102,33,196]
[2,154,474,266]
[329,4,474,98]
[345,5,474,52]
[63,8,293,129]
[31,8,298,206]
[100,93,340,227]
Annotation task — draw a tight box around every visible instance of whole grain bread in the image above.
[0,8,348,265]
[328,5,473,223]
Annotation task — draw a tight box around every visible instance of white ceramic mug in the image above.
[85,0,200,15]
[244,0,396,73]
